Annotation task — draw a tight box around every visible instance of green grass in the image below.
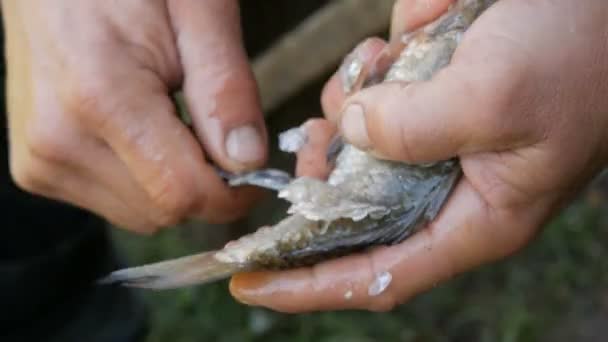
[112,196,608,342]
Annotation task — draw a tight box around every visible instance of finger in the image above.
[294,118,337,180]
[336,47,539,164]
[169,0,268,172]
[10,92,161,232]
[84,139,261,228]
[76,137,183,232]
[321,38,387,122]
[229,179,542,313]
[85,71,260,225]
[320,73,345,122]
[390,0,456,39]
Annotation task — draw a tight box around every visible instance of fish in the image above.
[99,0,495,290]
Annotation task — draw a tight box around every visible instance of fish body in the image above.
[101,0,494,290]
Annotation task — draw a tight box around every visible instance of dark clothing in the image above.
[0,24,147,342]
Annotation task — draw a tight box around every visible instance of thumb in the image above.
[169,0,268,172]
[337,40,538,164]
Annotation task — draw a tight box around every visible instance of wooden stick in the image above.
[253,0,394,113]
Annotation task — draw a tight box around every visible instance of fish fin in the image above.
[424,165,462,221]
[384,163,462,245]
[383,164,461,244]
[97,251,246,290]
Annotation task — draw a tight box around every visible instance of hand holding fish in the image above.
[229,0,608,312]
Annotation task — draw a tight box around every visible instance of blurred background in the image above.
[111,1,608,341]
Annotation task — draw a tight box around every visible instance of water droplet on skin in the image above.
[344,290,353,300]
[368,271,393,296]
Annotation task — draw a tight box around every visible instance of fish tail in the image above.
[97,251,245,290]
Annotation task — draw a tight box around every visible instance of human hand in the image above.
[3,0,268,233]
[229,0,608,312]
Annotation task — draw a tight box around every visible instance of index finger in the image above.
[81,69,261,225]
[229,179,538,313]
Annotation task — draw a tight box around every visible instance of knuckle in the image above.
[10,157,50,194]
[397,123,419,161]
[304,117,338,137]
[148,176,197,227]
[63,77,112,126]
[202,188,259,224]
[25,120,71,164]
[65,81,103,114]
[375,85,424,162]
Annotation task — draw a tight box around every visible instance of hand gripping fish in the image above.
[100,0,496,290]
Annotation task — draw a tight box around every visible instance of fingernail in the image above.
[231,290,256,306]
[340,104,371,149]
[229,273,272,306]
[339,38,385,94]
[226,125,265,166]
[340,49,365,95]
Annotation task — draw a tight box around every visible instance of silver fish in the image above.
[100,0,495,290]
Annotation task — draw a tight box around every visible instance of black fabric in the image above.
[0,18,148,342]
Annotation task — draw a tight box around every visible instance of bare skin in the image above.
[229,0,608,312]
[3,0,268,233]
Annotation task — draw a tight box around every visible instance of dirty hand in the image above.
[3,0,268,233]
[229,0,608,312]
